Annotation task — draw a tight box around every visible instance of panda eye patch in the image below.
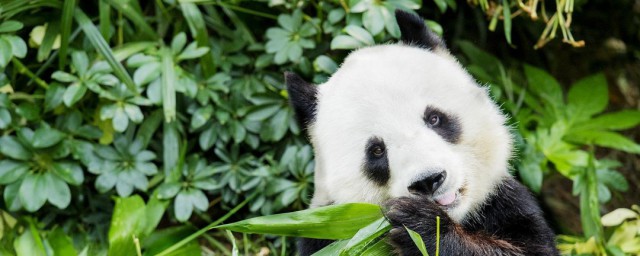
[423,106,461,144]
[363,137,390,186]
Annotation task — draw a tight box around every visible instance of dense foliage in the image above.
[0,0,638,255]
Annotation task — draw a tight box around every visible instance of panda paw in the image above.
[384,196,452,255]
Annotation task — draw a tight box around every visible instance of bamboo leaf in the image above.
[406,226,429,256]
[341,217,391,255]
[106,0,157,39]
[160,47,176,122]
[74,8,137,92]
[59,0,76,69]
[216,203,383,239]
[99,0,111,40]
[180,2,215,76]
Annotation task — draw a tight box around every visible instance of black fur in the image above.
[385,177,558,256]
[395,10,446,50]
[363,137,391,186]
[298,238,334,255]
[285,72,317,129]
[423,106,461,144]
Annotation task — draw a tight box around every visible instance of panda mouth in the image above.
[434,187,464,207]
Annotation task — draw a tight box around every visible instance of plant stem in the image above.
[11,58,49,89]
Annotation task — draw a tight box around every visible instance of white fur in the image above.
[307,44,512,222]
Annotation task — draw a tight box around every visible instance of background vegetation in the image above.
[0,0,638,255]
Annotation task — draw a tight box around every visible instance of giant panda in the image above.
[285,10,558,256]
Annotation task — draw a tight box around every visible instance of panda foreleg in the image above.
[385,196,525,256]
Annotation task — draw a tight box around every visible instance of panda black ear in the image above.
[285,72,317,129]
[395,9,446,51]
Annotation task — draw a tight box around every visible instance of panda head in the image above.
[285,10,512,222]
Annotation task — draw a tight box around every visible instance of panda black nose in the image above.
[408,171,447,195]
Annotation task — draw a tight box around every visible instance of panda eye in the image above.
[370,146,385,157]
[427,114,441,127]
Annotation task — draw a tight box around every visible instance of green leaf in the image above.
[0,136,32,160]
[48,228,78,256]
[573,110,640,131]
[37,21,61,62]
[74,8,137,92]
[331,35,364,50]
[433,0,447,13]
[601,208,639,227]
[406,226,429,256]
[341,217,392,255]
[124,104,143,123]
[133,62,161,86]
[216,203,383,239]
[565,130,640,154]
[108,195,146,256]
[314,55,338,74]
[180,2,215,76]
[177,42,209,60]
[363,6,385,35]
[44,83,67,111]
[19,174,48,212]
[113,107,129,132]
[0,108,11,129]
[0,160,29,185]
[157,182,181,199]
[524,64,563,112]
[0,38,12,68]
[16,102,41,121]
[190,105,213,129]
[14,229,46,256]
[106,0,157,39]
[199,125,217,150]
[0,21,23,33]
[163,121,180,181]
[502,0,512,45]
[52,162,84,185]
[32,126,66,148]
[63,83,87,107]
[567,73,608,120]
[160,47,176,122]
[4,182,23,211]
[71,50,89,75]
[170,32,187,55]
[59,0,77,69]
[6,35,27,58]
[344,25,374,45]
[175,190,194,222]
[44,172,71,209]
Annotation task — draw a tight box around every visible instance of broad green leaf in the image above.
[44,83,66,111]
[16,102,41,121]
[113,107,129,132]
[524,64,563,112]
[140,192,169,237]
[0,38,12,68]
[19,174,47,212]
[331,35,364,50]
[314,55,338,74]
[0,160,29,185]
[133,62,160,86]
[363,5,384,35]
[44,172,71,209]
[216,203,383,239]
[71,51,89,75]
[108,195,147,256]
[0,108,11,129]
[124,104,143,123]
[177,43,209,60]
[14,229,46,256]
[170,32,187,55]
[4,182,23,211]
[142,226,200,256]
[157,182,181,199]
[433,0,447,13]
[52,162,84,185]
[341,217,391,255]
[0,136,32,160]
[199,125,217,150]
[49,228,78,256]
[6,35,26,58]
[573,110,640,131]
[0,21,23,33]
[175,190,194,222]
[32,126,66,148]
[567,73,608,120]
[565,130,640,154]
[190,105,213,129]
[313,240,349,255]
[406,226,429,256]
[344,25,374,45]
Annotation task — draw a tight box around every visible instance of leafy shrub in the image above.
[0,0,637,255]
